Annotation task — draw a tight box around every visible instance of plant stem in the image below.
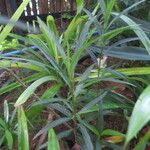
[70,79,78,143]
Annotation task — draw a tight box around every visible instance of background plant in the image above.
[0,0,150,149]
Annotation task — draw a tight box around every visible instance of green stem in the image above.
[70,79,78,142]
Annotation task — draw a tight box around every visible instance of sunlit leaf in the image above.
[15,76,56,107]
[126,85,150,144]
[104,0,116,28]
[48,129,60,150]
[18,106,29,150]
[5,130,13,150]
[76,0,84,14]
[0,0,30,42]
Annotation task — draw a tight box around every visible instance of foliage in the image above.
[0,0,150,149]
[0,0,30,51]
[0,101,16,150]
[0,0,30,43]
[126,85,150,144]
[0,39,19,50]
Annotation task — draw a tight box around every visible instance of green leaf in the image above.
[112,13,150,55]
[98,0,106,14]
[134,131,150,150]
[80,125,94,150]
[4,100,9,123]
[104,0,116,28]
[57,129,72,139]
[37,17,66,60]
[77,16,96,50]
[89,67,150,79]
[0,60,45,72]
[40,16,59,60]
[0,136,4,147]
[0,73,45,95]
[130,16,150,35]
[48,104,71,117]
[34,117,70,139]
[18,106,29,150]
[75,64,95,96]
[14,76,56,107]
[26,84,61,120]
[78,91,108,114]
[126,85,150,144]
[0,118,6,128]
[31,98,65,107]
[29,35,69,86]
[101,129,125,137]
[70,34,94,77]
[41,84,61,99]
[97,46,150,60]
[106,46,150,60]
[0,0,30,43]
[108,0,146,29]
[101,26,130,42]
[47,15,59,37]
[76,0,84,14]
[78,118,99,136]
[5,130,13,150]
[63,15,87,46]
[48,129,60,150]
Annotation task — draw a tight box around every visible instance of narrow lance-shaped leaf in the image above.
[15,76,57,107]
[77,117,99,136]
[0,73,45,95]
[134,131,150,150]
[48,104,71,117]
[26,84,61,120]
[63,15,87,47]
[107,0,146,29]
[77,15,96,50]
[0,118,6,128]
[4,100,9,123]
[112,13,150,55]
[37,17,66,60]
[79,91,108,114]
[80,125,94,150]
[0,0,30,42]
[41,15,59,61]
[47,15,59,37]
[103,46,150,61]
[89,67,150,79]
[126,85,150,144]
[76,0,84,14]
[98,0,106,15]
[34,117,70,139]
[18,106,29,150]
[48,129,60,150]
[75,64,95,96]
[5,130,13,150]
[29,35,69,86]
[104,0,116,28]
[0,136,4,147]
[37,129,70,150]
[101,129,125,137]
[0,60,46,72]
